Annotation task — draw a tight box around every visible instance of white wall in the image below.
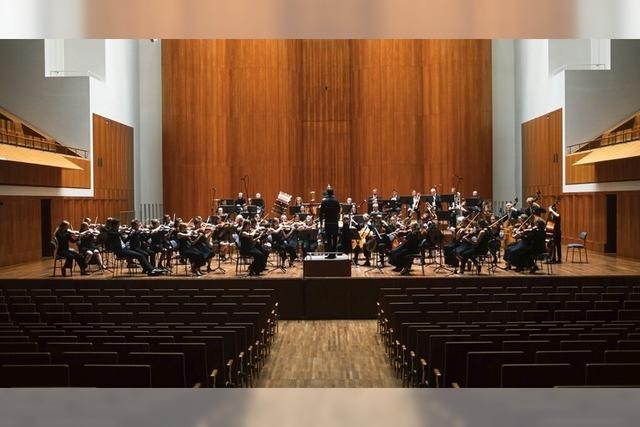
[492,38,640,197]
[63,39,106,80]
[137,39,163,213]
[491,40,517,206]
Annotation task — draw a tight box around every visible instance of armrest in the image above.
[210,368,219,388]
[451,382,460,388]
[420,358,428,386]
[433,368,442,388]
[193,382,202,388]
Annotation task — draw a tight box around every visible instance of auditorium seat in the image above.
[0,364,70,387]
[0,352,51,365]
[123,352,186,387]
[443,341,495,387]
[73,364,151,387]
[585,363,640,386]
[466,351,527,387]
[157,342,208,387]
[501,363,580,387]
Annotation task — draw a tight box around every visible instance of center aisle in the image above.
[256,320,401,387]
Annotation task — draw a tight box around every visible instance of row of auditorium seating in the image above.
[377,283,640,387]
[0,286,278,387]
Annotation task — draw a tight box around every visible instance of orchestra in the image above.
[51,187,561,277]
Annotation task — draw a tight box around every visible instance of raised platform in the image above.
[303,254,351,277]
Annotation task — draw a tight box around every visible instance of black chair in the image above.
[0,364,70,387]
[566,231,588,263]
[501,363,578,387]
[443,341,495,388]
[74,364,152,387]
[586,363,640,386]
[604,350,640,363]
[0,352,51,365]
[466,351,527,387]
[157,342,209,387]
[123,352,186,387]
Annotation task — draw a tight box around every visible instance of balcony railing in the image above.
[568,127,640,154]
[0,128,88,158]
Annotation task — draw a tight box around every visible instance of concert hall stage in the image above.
[1,251,638,320]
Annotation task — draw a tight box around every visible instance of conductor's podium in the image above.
[303,253,351,277]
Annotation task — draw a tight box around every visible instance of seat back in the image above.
[466,351,526,387]
[75,364,152,387]
[578,231,588,242]
[501,363,577,387]
[586,363,640,386]
[0,364,70,387]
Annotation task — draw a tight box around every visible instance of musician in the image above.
[427,187,442,211]
[548,202,562,263]
[389,189,401,214]
[320,186,341,259]
[455,219,490,274]
[524,197,543,216]
[192,217,215,271]
[353,213,371,266]
[252,192,265,216]
[239,219,268,275]
[369,188,381,204]
[339,215,355,255]
[389,222,420,275]
[176,222,207,276]
[126,219,153,265]
[77,221,105,269]
[280,217,299,267]
[503,218,547,273]
[54,220,88,276]
[409,190,421,217]
[104,218,161,276]
[370,202,382,216]
[235,192,247,213]
[149,218,173,269]
[505,202,521,221]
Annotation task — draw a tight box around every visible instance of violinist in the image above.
[176,222,207,276]
[149,218,173,269]
[504,218,547,273]
[77,221,105,270]
[104,218,161,276]
[281,215,299,266]
[127,219,153,265]
[455,218,490,274]
[299,215,319,258]
[339,214,355,255]
[389,221,420,275]
[239,219,267,275]
[192,216,215,271]
[54,220,88,276]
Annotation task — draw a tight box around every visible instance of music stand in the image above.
[465,197,480,208]
[440,193,454,204]
[431,231,454,274]
[340,203,353,214]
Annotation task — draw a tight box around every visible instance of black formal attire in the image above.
[320,194,341,255]
[239,232,267,274]
[339,221,354,254]
[235,197,247,213]
[389,231,420,270]
[55,230,87,271]
[105,228,154,273]
[177,234,206,269]
[127,229,153,262]
[426,195,442,211]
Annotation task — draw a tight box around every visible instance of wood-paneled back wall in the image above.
[522,109,640,259]
[162,40,493,216]
[0,114,134,267]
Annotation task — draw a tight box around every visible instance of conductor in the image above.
[320,185,341,259]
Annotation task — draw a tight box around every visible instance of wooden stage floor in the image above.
[0,246,638,281]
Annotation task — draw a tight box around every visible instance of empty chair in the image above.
[618,340,640,350]
[566,231,588,263]
[74,364,151,387]
[123,352,186,387]
[157,342,208,387]
[0,352,51,365]
[501,363,579,387]
[443,341,495,388]
[586,363,640,386]
[44,342,93,354]
[0,365,70,387]
[0,342,39,353]
[619,310,640,321]
[502,340,554,359]
[53,351,119,367]
[560,340,608,361]
[604,350,640,363]
[466,351,527,387]
[98,342,150,356]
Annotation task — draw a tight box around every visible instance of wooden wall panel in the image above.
[0,157,90,188]
[522,108,563,199]
[0,197,42,267]
[162,39,493,215]
[566,153,640,184]
[618,191,640,259]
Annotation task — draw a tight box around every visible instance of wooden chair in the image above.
[566,231,588,263]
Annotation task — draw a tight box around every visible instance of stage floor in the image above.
[0,246,638,280]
